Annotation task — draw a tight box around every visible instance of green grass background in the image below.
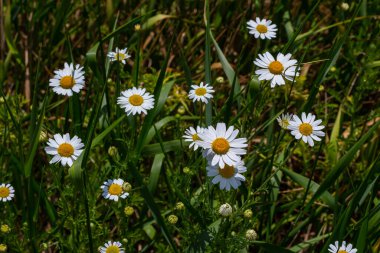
[0,0,379,252]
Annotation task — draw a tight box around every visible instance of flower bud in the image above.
[175,202,185,211]
[245,229,257,241]
[122,182,132,192]
[243,209,253,219]
[168,214,178,224]
[219,203,232,217]
[124,206,134,216]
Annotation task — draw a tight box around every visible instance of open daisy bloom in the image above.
[0,183,15,202]
[107,47,131,64]
[328,241,357,253]
[99,241,124,253]
[45,133,84,167]
[117,87,155,116]
[207,160,246,191]
[188,82,214,104]
[288,112,325,147]
[101,179,129,202]
[254,52,299,88]
[277,113,293,129]
[198,123,247,168]
[247,18,277,39]
[183,126,205,151]
[49,62,85,96]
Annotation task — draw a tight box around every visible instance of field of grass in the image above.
[0,0,379,252]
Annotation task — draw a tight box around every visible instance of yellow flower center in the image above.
[115,52,126,61]
[129,94,144,106]
[0,187,10,198]
[281,119,289,128]
[268,61,284,75]
[212,138,230,154]
[192,134,200,141]
[106,245,120,253]
[108,184,122,196]
[195,87,207,96]
[299,123,313,136]
[338,251,348,253]
[218,165,235,178]
[256,24,268,33]
[57,143,74,157]
[60,76,75,89]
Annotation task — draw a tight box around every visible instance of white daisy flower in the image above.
[188,82,214,104]
[0,183,15,202]
[117,87,155,116]
[45,133,84,167]
[207,160,246,191]
[198,123,248,168]
[277,113,293,129]
[254,52,299,88]
[247,18,277,40]
[49,62,85,96]
[101,179,129,202]
[288,112,325,147]
[107,47,131,64]
[183,126,205,150]
[99,241,124,253]
[328,241,357,253]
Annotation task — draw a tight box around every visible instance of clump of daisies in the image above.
[117,87,155,116]
[254,52,299,88]
[288,112,325,147]
[183,126,205,151]
[107,47,131,64]
[188,82,214,104]
[198,123,248,168]
[99,241,124,253]
[49,62,85,96]
[206,160,246,191]
[45,133,84,167]
[183,123,248,191]
[0,183,15,202]
[101,179,129,201]
[247,18,277,40]
[328,241,357,253]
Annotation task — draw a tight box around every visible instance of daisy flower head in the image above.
[45,133,84,167]
[328,241,357,253]
[107,47,131,64]
[207,160,246,191]
[99,241,124,253]
[288,112,325,147]
[117,87,155,116]
[198,123,248,168]
[0,183,15,202]
[101,179,129,202]
[188,82,214,104]
[183,126,205,150]
[49,62,85,96]
[247,18,277,40]
[254,52,299,88]
[277,113,293,129]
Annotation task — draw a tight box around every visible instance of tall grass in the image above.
[0,0,379,252]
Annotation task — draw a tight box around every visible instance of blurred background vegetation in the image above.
[0,0,379,252]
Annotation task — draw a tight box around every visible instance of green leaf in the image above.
[148,154,165,193]
[281,168,336,209]
[142,140,182,155]
[69,115,125,181]
[289,234,330,252]
[141,14,175,30]
[305,120,380,211]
